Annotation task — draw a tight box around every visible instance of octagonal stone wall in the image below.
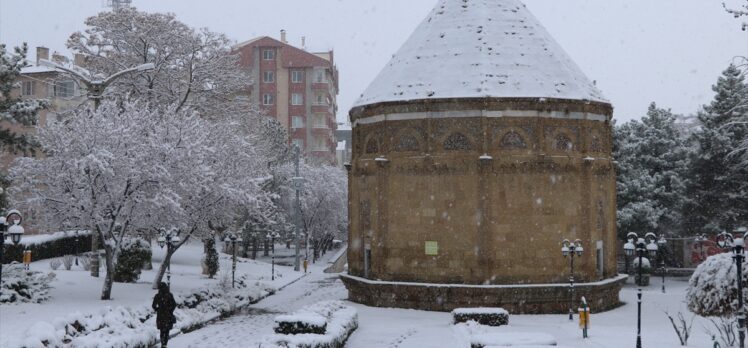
[346,98,618,287]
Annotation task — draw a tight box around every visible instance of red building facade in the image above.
[234,32,339,163]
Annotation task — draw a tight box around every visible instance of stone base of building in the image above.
[340,273,626,314]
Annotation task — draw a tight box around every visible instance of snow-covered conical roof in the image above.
[353,0,607,108]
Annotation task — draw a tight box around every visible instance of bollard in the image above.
[578,296,590,338]
[23,250,31,270]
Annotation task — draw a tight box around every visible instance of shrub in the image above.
[203,238,219,278]
[687,252,746,317]
[80,254,92,271]
[1,263,56,303]
[113,237,151,283]
[2,230,91,264]
[62,254,75,270]
[274,313,327,334]
[49,258,61,270]
[452,308,509,327]
[268,301,358,348]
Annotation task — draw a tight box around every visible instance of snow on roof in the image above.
[354,0,607,108]
[20,65,56,74]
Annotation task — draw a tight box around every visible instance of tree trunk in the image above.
[152,248,174,289]
[264,239,269,256]
[252,238,258,259]
[100,245,115,300]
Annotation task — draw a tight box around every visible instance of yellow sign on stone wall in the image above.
[425,241,438,255]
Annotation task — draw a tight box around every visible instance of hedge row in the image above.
[2,231,92,264]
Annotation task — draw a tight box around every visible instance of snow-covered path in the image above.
[169,270,347,348]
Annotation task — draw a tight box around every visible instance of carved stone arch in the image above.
[365,135,380,154]
[499,130,528,150]
[443,132,472,151]
[394,129,421,152]
[552,132,574,152]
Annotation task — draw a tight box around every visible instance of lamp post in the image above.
[267,231,280,281]
[74,230,79,266]
[561,239,584,321]
[157,230,181,287]
[717,230,747,348]
[657,235,667,293]
[39,59,155,278]
[624,232,658,348]
[224,233,242,288]
[0,209,24,286]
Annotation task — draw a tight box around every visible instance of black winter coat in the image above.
[152,290,177,331]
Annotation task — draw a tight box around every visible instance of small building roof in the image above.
[354,0,607,108]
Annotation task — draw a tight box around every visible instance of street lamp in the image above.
[561,238,584,321]
[657,235,667,293]
[157,230,180,287]
[623,232,658,348]
[39,58,155,278]
[266,231,280,281]
[0,209,24,286]
[224,233,242,288]
[717,230,748,348]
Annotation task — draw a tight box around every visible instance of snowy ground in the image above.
[0,242,308,347]
[0,244,723,348]
[169,273,717,348]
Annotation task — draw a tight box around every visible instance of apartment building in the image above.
[233,31,339,163]
[1,47,86,169]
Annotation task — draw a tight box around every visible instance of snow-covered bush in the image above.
[49,258,61,270]
[452,308,509,327]
[265,301,358,348]
[274,313,328,335]
[687,252,745,316]
[454,321,557,348]
[0,263,55,304]
[62,254,75,270]
[113,237,151,283]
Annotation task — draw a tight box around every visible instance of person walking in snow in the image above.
[152,282,177,347]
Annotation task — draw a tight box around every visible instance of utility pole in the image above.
[293,145,302,271]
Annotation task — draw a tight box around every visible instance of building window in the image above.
[312,136,327,151]
[314,93,327,105]
[263,71,275,83]
[21,81,35,96]
[314,114,327,128]
[262,49,275,60]
[291,93,303,105]
[292,116,304,129]
[291,70,304,83]
[292,138,304,149]
[262,93,274,105]
[54,80,75,98]
[314,69,326,83]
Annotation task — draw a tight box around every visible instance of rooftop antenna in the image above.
[106,0,132,10]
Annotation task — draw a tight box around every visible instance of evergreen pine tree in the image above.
[684,64,748,234]
[0,43,46,154]
[203,237,219,278]
[615,102,690,237]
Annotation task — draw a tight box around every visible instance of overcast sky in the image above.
[1,0,746,125]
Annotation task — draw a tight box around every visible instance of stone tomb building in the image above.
[341,0,624,314]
